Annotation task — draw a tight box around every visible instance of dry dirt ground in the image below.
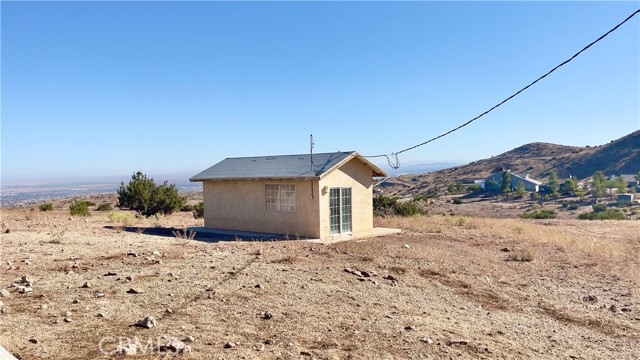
[1,201,639,359]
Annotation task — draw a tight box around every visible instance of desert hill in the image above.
[383,130,640,197]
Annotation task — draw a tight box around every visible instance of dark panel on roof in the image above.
[190,152,356,181]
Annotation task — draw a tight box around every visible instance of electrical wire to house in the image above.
[365,8,640,170]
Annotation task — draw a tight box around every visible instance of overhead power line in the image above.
[366,9,640,169]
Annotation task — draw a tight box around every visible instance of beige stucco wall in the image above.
[318,158,374,240]
[203,179,321,238]
[201,157,375,241]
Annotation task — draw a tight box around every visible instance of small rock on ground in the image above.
[159,337,191,354]
[261,311,274,320]
[134,316,158,329]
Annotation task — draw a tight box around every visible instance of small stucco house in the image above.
[190,151,399,241]
[612,174,639,189]
[482,170,542,192]
[617,193,634,204]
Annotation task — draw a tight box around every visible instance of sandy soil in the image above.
[1,199,639,359]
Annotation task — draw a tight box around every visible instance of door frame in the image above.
[329,187,352,235]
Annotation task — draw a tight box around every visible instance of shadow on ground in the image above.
[103,226,289,243]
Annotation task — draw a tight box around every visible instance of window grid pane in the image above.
[266,184,296,212]
[341,188,352,233]
[329,188,340,234]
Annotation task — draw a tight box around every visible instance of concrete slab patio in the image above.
[186,226,401,243]
[307,227,402,244]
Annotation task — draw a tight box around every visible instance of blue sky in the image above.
[2,1,639,181]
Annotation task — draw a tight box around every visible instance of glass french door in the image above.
[330,187,352,235]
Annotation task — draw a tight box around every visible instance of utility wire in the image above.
[366,9,640,169]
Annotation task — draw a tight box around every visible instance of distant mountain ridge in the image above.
[381,162,461,176]
[387,130,640,196]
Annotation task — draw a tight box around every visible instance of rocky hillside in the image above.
[383,130,640,197]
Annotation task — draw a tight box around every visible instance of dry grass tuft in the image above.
[49,229,66,244]
[172,228,196,240]
[506,247,535,262]
[272,253,300,264]
[388,266,406,275]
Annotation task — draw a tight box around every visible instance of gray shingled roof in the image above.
[511,172,543,185]
[190,151,386,181]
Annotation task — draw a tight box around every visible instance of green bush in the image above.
[519,210,557,219]
[374,195,397,209]
[393,201,425,216]
[617,200,632,207]
[448,182,465,194]
[39,202,53,211]
[373,195,426,217]
[413,194,434,202]
[117,171,186,217]
[485,179,499,191]
[373,195,397,216]
[180,204,195,212]
[82,201,96,207]
[578,209,626,220]
[592,203,608,213]
[69,200,90,216]
[193,202,204,219]
[108,211,133,223]
[561,201,579,210]
[466,184,482,193]
[452,198,463,205]
[97,203,113,211]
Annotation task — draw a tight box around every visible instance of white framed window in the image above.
[265,184,296,212]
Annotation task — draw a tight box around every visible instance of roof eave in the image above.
[190,176,321,182]
[318,152,387,179]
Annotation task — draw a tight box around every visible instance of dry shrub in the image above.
[172,228,196,240]
[108,211,133,225]
[506,248,534,262]
[388,266,406,275]
[271,244,305,264]
[22,208,41,221]
[272,252,300,264]
[50,229,66,244]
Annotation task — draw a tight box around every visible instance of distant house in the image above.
[611,174,639,189]
[617,193,634,203]
[190,151,399,241]
[482,170,542,192]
